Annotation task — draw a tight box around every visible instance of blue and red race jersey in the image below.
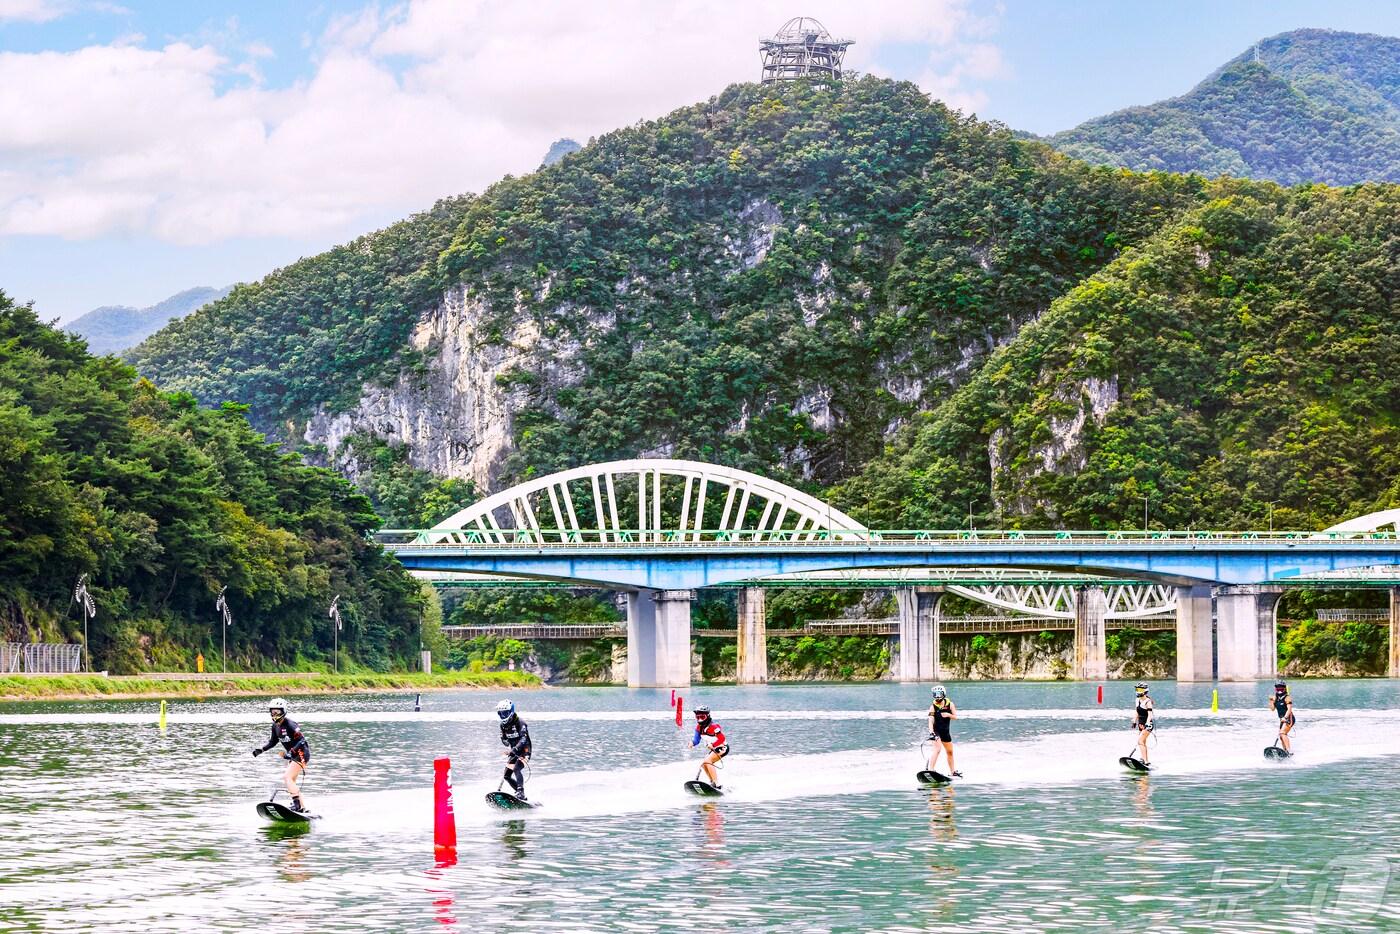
[694,720,725,749]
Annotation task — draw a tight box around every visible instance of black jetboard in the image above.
[917,770,952,785]
[684,780,723,797]
[1119,756,1151,773]
[1264,745,1291,761]
[485,791,537,810]
[256,801,318,823]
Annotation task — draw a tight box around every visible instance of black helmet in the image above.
[694,705,711,719]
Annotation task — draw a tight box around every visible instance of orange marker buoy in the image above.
[433,757,456,853]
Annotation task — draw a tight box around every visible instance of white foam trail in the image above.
[2,707,1380,726]
[300,712,1400,834]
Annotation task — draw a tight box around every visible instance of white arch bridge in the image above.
[380,459,1400,687]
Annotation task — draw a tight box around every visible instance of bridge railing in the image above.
[443,624,625,640]
[442,615,1177,641]
[1315,608,1390,622]
[377,528,1400,548]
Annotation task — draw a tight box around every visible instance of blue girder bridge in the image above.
[379,459,1400,687]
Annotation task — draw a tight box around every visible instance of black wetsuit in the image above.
[1135,698,1154,732]
[500,714,531,796]
[929,701,954,743]
[1274,693,1295,727]
[257,716,310,765]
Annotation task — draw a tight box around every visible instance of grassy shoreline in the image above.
[0,670,539,701]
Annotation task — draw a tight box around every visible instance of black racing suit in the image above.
[256,716,310,765]
[1274,693,1296,727]
[500,714,531,797]
[929,701,954,743]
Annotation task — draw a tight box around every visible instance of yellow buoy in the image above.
[159,699,167,732]
[1211,689,1219,713]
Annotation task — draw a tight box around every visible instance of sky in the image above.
[2,0,1398,323]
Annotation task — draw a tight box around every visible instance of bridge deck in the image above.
[442,615,1177,641]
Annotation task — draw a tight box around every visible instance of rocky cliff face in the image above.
[304,284,577,491]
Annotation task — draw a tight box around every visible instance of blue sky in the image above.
[1,0,1397,323]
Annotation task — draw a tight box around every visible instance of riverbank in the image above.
[0,670,538,701]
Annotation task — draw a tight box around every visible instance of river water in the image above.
[1,680,1397,932]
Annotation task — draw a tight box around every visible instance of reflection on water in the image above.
[692,801,728,867]
[424,855,459,930]
[2,681,1400,932]
[499,818,528,861]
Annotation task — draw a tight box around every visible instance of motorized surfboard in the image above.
[917,770,953,785]
[1119,756,1151,773]
[485,791,538,810]
[256,800,318,823]
[1264,745,1292,761]
[683,780,724,797]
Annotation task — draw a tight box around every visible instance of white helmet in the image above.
[496,699,515,720]
[269,697,288,718]
[931,685,947,700]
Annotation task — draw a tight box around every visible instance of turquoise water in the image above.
[1,680,1398,932]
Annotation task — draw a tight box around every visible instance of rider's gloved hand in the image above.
[251,748,262,757]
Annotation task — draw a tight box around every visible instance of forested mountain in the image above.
[131,74,1400,537]
[133,78,1202,493]
[834,180,1400,530]
[1048,30,1400,185]
[65,286,232,356]
[0,292,424,673]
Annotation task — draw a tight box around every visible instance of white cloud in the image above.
[0,0,68,23]
[0,0,1003,244]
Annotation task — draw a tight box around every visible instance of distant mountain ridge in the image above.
[1048,29,1400,185]
[65,285,232,355]
[542,138,582,166]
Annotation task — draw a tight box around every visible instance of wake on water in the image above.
[293,708,1397,834]
[3,706,1374,725]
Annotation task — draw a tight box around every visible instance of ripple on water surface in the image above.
[1,680,1398,932]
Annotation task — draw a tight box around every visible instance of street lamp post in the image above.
[329,595,343,674]
[215,586,232,675]
[72,574,96,673]
[1144,495,1149,532]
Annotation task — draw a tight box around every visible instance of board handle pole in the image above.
[433,757,457,854]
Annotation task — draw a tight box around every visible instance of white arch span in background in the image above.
[1325,510,1400,533]
[431,459,864,544]
[946,582,1176,620]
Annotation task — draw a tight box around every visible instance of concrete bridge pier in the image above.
[1073,586,1108,680]
[1175,586,1214,681]
[1215,586,1282,681]
[896,587,941,681]
[626,589,694,688]
[1390,588,1400,679]
[736,587,768,684]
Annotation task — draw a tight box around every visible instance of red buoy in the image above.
[671,689,676,708]
[433,757,457,853]
[676,696,683,727]
[1097,684,1103,705]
